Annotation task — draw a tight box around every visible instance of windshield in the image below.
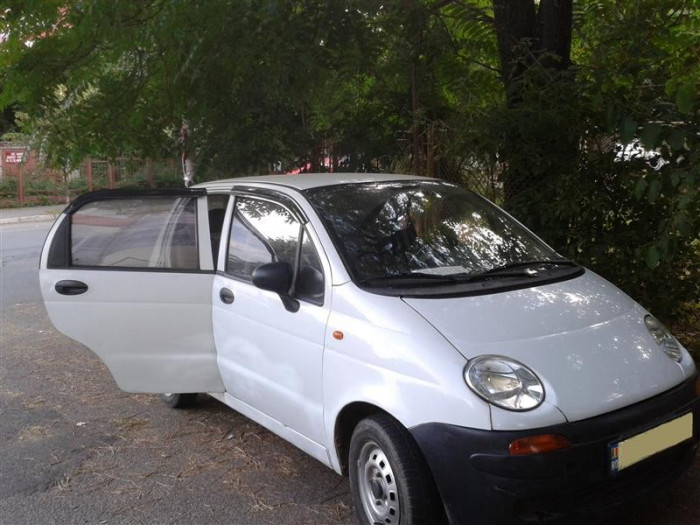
[305,181,562,285]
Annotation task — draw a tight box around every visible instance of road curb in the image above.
[0,214,59,225]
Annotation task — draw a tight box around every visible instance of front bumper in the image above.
[411,376,700,524]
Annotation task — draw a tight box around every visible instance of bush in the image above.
[483,62,700,326]
[24,173,62,195]
[499,131,699,323]
[152,167,185,188]
[115,163,184,189]
[0,177,18,198]
[535,156,699,321]
[68,177,88,194]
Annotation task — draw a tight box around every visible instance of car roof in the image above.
[192,173,432,192]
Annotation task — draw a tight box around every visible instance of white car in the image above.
[40,173,699,524]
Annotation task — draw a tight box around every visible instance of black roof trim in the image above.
[63,188,207,214]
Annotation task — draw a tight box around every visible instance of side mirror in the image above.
[297,266,324,299]
[251,262,299,312]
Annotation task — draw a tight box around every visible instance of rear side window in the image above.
[71,197,198,269]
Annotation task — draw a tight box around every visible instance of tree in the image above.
[1,1,352,173]
[488,0,576,220]
[0,1,498,178]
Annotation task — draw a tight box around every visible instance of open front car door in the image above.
[39,189,225,394]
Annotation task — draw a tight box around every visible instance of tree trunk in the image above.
[538,0,573,70]
[404,0,426,177]
[410,62,423,176]
[492,0,537,105]
[491,0,574,217]
[492,0,573,100]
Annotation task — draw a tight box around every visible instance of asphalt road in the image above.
[0,221,698,524]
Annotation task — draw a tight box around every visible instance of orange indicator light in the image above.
[509,434,571,456]
[333,331,344,340]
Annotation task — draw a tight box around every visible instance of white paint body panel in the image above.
[320,282,493,472]
[212,274,330,446]
[403,271,695,426]
[211,188,335,447]
[42,269,225,393]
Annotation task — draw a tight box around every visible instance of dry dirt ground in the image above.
[1,302,698,524]
[1,303,354,524]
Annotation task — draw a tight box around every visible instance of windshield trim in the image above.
[359,266,585,298]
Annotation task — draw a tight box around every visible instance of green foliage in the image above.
[24,175,59,195]
[490,0,700,318]
[1,1,501,175]
[113,164,183,189]
[0,177,18,197]
[0,131,26,142]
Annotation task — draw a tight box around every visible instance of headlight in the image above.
[644,315,682,362]
[464,356,544,411]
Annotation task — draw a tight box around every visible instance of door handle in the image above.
[219,287,234,304]
[55,280,88,296]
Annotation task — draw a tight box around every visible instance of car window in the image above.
[207,194,229,264]
[226,196,325,304]
[227,197,300,280]
[295,229,325,305]
[71,196,198,270]
[305,181,557,283]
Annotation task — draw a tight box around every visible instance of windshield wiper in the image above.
[480,259,577,276]
[358,260,578,287]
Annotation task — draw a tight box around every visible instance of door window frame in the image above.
[47,188,211,274]
[221,188,327,307]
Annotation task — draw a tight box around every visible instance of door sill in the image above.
[207,392,333,468]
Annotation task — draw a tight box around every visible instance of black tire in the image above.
[160,393,198,409]
[349,413,445,525]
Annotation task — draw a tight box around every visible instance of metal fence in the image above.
[0,148,180,208]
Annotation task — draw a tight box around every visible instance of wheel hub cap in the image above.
[357,442,400,524]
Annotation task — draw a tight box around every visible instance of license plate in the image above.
[609,412,693,474]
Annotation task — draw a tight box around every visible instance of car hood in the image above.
[402,271,687,422]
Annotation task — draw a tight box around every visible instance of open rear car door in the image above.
[39,189,225,393]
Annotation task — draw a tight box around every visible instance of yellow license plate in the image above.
[609,412,693,473]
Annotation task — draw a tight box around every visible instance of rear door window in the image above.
[71,196,199,270]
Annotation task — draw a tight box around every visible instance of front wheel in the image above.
[349,414,444,525]
[160,393,198,409]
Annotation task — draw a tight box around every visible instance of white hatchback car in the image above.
[41,173,699,524]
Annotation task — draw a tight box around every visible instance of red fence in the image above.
[0,146,180,207]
